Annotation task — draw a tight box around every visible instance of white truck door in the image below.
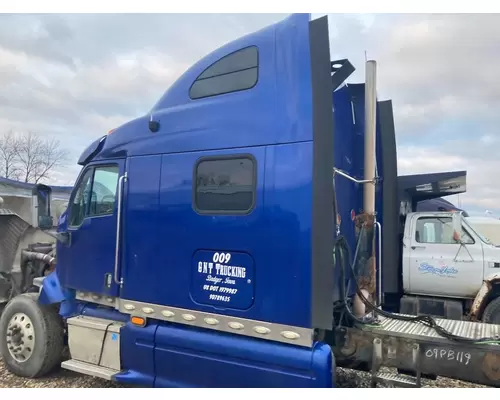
[407,214,484,298]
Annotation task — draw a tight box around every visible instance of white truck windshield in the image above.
[462,217,493,245]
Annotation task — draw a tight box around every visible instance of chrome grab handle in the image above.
[114,172,127,286]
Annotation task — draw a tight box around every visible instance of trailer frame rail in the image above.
[334,314,500,387]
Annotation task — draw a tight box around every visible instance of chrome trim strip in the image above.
[118,298,314,348]
[76,292,118,309]
[74,292,314,347]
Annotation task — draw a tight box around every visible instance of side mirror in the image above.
[452,212,462,242]
[55,231,70,245]
[32,184,53,230]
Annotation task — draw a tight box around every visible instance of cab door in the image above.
[408,214,483,298]
[57,159,126,297]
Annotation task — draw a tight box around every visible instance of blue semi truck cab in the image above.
[1,14,500,388]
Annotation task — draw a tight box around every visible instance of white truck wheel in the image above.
[482,296,500,324]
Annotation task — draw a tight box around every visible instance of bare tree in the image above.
[32,137,69,183]
[0,130,20,179]
[0,131,69,183]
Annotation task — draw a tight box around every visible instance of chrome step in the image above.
[61,359,119,381]
[372,371,420,388]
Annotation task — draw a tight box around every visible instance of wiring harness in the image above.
[333,225,500,345]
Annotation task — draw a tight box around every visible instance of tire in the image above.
[482,296,500,324]
[0,292,64,378]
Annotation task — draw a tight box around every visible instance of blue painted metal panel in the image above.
[78,135,107,166]
[340,83,384,224]
[39,269,72,306]
[120,142,314,327]
[115,321,333,388]
[91,14,313,162]
[114,322,158,387]
[332,85,358,301]
[333,85,358,248]
[79,304,129,323]
[57,159,126,297]
[76,13,320,328]
[417,197,466,214]
[153,323,333,388]
[120,155,162,301]
[264,142,314,326]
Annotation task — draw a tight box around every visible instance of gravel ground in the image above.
[335,367,489,388]
[0,357,489,388]
[0,356,123,388]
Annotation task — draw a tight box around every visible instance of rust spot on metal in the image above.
[482,353,500,382]
[470,281,491,320]
[358,256,376,294]
[470,276,500,320]
[335,328,420,372]
[44,263,55,275]
[354,212,377,296]
[354,212,375,231]
[336,326,500,387]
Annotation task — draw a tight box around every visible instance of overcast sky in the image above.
[0,13,499,216]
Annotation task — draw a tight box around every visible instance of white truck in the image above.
[397,210,500,324]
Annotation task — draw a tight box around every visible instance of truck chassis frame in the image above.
[335,315,500,387]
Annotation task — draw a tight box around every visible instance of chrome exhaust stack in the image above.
[352,60,379,318]
[363,60,377,216]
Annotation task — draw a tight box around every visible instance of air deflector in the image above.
[78,135,107,166]
[309,15,335,330]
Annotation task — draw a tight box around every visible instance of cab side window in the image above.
[89,166,119,216]
[68,165,119,227]
[68,169,93,227]
[415,216,474,244]
[194,156,255,214]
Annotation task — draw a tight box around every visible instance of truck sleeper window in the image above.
[415,216,474,245]
[194,156,255,214]
[189,46,258,100]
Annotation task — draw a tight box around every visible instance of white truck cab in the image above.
[400,211,500,323]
